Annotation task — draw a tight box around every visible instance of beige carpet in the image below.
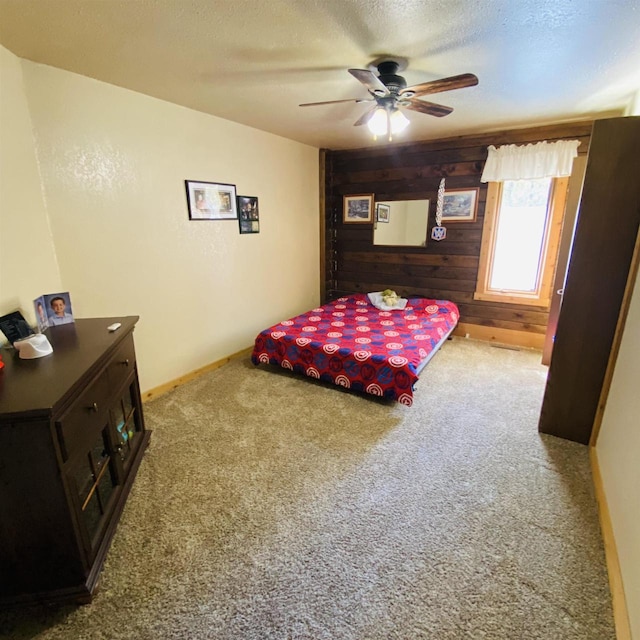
[0,338,615,639]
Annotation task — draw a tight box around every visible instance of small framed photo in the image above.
[343,194,374,224]
[43,292,75,326]
[0,310,34,345]
[441,188,479,222]
[376,203,390,223]
[237,195,260,234]
[185,180,238,220]
[33,296,49,332]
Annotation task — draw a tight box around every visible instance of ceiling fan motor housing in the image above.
[376,60,408,95]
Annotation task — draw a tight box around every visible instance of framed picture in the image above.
[376,203,390,223]
[185,180,238,220]
[42,291,75,326]
[0,310,34,345]
[237,195,260,234]
[441,188,479,222]
[343,194,374,224]
[33,296,49,332]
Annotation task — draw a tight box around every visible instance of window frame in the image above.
[474,177,569,308]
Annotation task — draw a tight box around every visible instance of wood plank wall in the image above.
[323,122,592,339]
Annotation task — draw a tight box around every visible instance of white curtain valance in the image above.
[480,139,581,182]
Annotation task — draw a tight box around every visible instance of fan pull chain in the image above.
[431,178,447,241]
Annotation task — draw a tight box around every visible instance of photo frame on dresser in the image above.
[41,291,75,327]
[33,296,49,332]
[0,310,34,345]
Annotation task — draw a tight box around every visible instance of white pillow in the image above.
[367,291,408,311]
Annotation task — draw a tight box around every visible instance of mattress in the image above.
[251,294,459,406]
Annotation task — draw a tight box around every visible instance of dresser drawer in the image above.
[107,335,136,393]
[56,370,111,461]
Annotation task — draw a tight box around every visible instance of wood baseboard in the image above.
[453,323,545,350]
[590,446,632,640]
[141,346,253,402]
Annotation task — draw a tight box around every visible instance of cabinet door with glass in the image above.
[110,376,145,481]
[67,376,145,559]
[71,422,120,557]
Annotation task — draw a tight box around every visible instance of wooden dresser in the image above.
[0,316,151,606]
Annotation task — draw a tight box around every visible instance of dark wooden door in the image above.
[541,155,587,365]
[538,116,640,444]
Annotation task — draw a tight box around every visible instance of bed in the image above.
[251,294,459,406]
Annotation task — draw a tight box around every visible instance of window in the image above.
[475,177,569,307]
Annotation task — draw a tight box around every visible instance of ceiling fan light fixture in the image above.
[390,108,409,133]
[367,107,409,139]
[367,107,389,136]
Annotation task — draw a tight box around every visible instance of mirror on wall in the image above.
[373,200,430,247]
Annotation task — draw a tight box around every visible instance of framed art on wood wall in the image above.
[441,188,479,222]
[343,194,374,224]
[376,203,390,223]
[185,180,238,220]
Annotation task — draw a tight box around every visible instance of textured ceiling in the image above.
[1,0,639,150]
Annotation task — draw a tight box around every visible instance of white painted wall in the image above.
[598,101,640,638]
[0,46,61,322]
[625,90,640,116]
[6,56,319,391]
[597,266,640,638]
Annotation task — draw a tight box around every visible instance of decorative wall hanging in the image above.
[237,195,260,234]
[431,178,447,241]
[343,194,374,224]
[185,180,238,220]
[442,188,479,222]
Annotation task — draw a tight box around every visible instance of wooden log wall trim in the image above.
[324,121,593,339]
[330,121,593,163]
[319,149,327,301]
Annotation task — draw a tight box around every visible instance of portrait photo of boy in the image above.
[43,291,75,326]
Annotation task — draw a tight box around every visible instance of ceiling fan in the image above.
[300,58,478,140]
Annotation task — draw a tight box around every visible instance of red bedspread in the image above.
[251,294,459,406]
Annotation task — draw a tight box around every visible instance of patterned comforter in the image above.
[251,294,459,406]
